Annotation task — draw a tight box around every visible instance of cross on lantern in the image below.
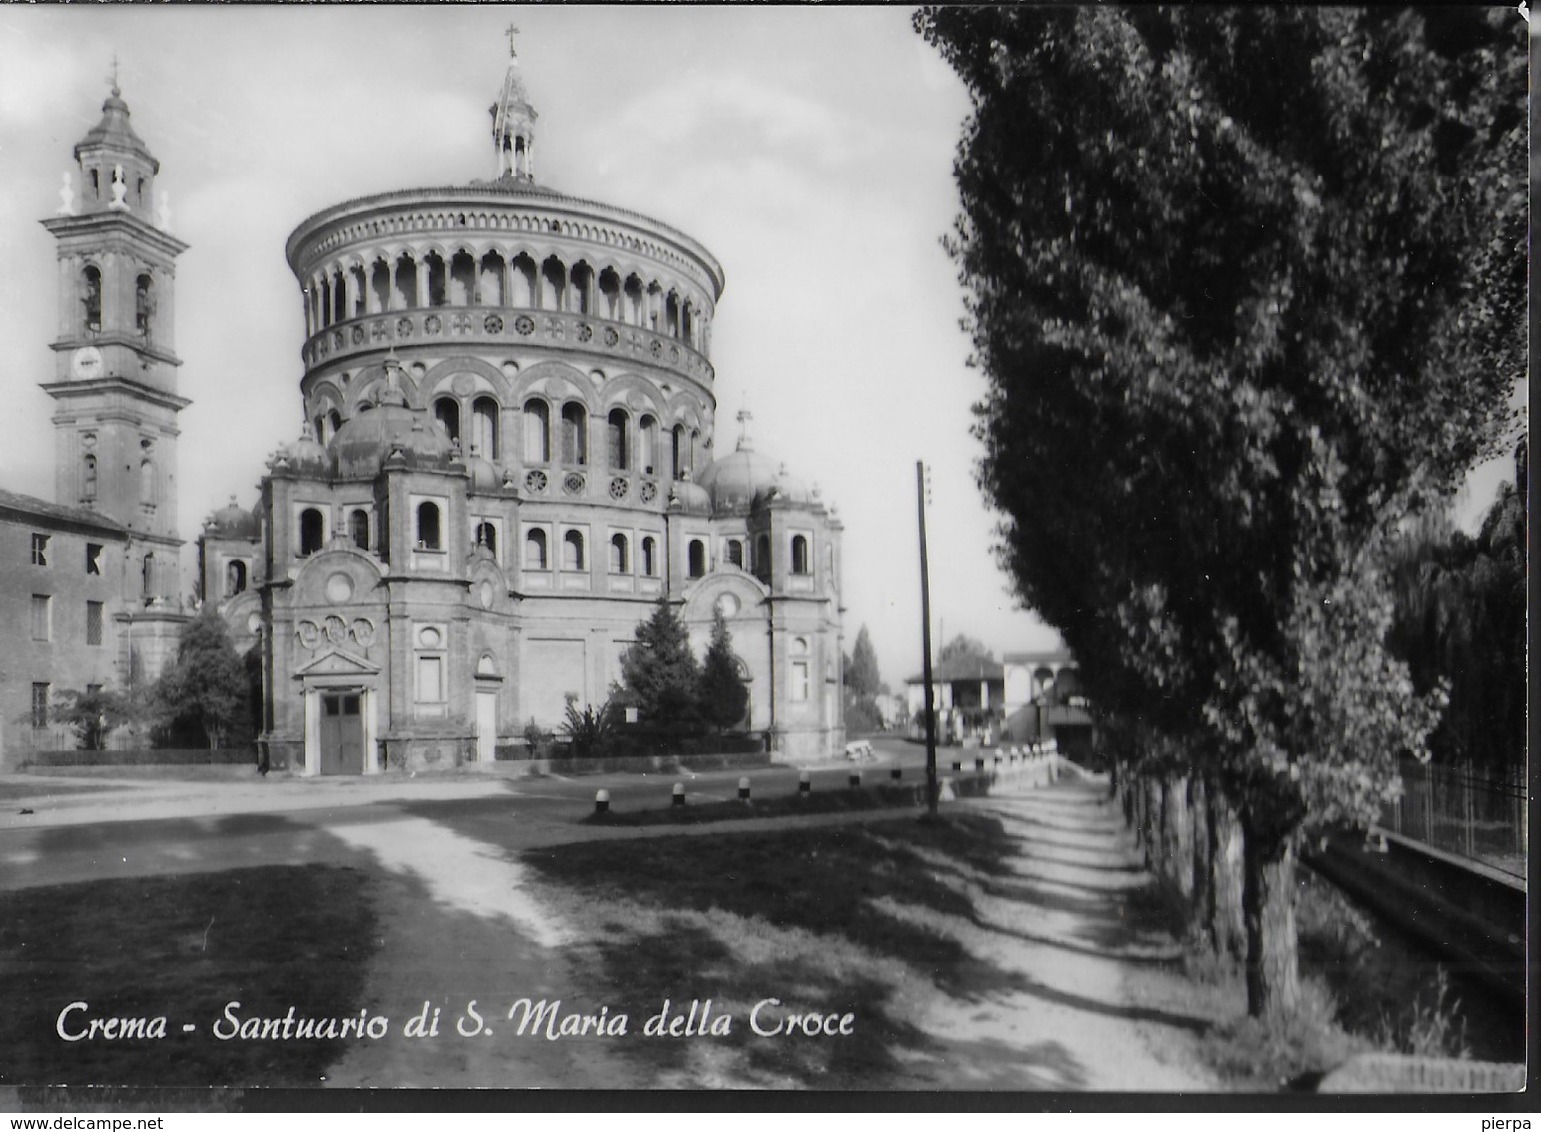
[505,23,520,58]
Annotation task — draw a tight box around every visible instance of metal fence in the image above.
[1379,758,1527,880]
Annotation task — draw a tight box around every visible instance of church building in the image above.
[202,42,846,773]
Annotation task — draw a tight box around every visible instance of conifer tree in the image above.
[698,608,750,733]
[619,596,701,736]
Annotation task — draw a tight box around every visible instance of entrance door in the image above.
[475,691,498,763]
[319,692,364,775]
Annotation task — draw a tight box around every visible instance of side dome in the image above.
[669,473,712,516]
[696,447,781,514]
[328,360,452,478]
[283,422,333,476]
[204,495,260,540]
[467,452,501,492]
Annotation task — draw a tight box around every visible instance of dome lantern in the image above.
[490,24,537,183]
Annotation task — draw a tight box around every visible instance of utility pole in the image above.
[917,461,939,819]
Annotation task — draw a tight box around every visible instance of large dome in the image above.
[205,495,260,540]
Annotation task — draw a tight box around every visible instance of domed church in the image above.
[203,41,845,773]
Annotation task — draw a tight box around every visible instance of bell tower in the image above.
[40,73,190,608]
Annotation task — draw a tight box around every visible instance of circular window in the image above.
[479,580,495,610]
[325,572,354,603]
[715,593,740,619]
[419,626,442,649]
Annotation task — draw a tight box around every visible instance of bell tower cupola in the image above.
[489,25,537,182]
[39,70,190,604]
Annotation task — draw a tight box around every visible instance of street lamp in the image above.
[916,461,938,819]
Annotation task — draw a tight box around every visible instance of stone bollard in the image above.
[672,782,686,807]
[799,770,811,795]
[849,770,861,788]
[594,789,610,815]
[738,776,752,802]
[975,757,985,772]
[890,766,903,781]
[951,760,962,773]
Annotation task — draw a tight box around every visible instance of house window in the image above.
[83,455,97,502]
[299,508,324,556]
[525,528,548,570]
[349,509,370,551]
[86,543,102,576]
[791,637,810,702]
[560,402,587,465]
[82,266,102,332]
[791,535,810,575]
[416,502,442,550]
[609,533,629,574]
[639,416,658,476]
[86,601,103,646]
[755,534,771,582]
[416,656,445,703]
[562,530,585,571]
[688,539,705,578]
[31,683,49,729]
[135,274,153,335]
[30,533,48,566]
[31,595,51,641]
[641,536,657,577]
[226,560,247,597]
[524,399,550,463]
[725,539,743,569]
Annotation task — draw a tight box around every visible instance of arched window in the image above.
[562,530,585,571]
[135,274,153,335]
[350,264,367,318]
[473,397,499,461]
[299,508,324,556]
[790,636,811,702]
[475,521,497,557]
[560,402,587,465]
[332,270,347,324]
[791,535,810,575]
[393,254,417,310]
[81,266,102,333]
[434,397,460,442]
[139,457,156,508]
[609,533,629,574]
[725,539,743,569]
[672,425,685,481]
[328,409,342,437]
[449,251,475,306]
[598,267,621,320]
[141,553,154,600]
[755,534,771,583]
[425,252,447,307]
[510,253,537,307]
[416,502,442,550]
[639,415,659,476]
[623,274,644,325]
[370,260,391,313]
[524,399,550,463]
[688,539,706,578]
[525,528,548,569]
[570,262,594,315]
[82,455,97,502]
[665,292,681,338]
[541,257,565,310]
[607,408,629,471]
[226,560,247,598]
[478,252,505,305]
[349,509,370,550]
[641,536,657,577]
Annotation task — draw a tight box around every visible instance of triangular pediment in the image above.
[294,648,381,677]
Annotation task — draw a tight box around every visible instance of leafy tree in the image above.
[51,686,138,751]
[698,609,751,733]
[153,609,252,748]
[618,596,701,738]
[1387,478,1527,771]
[917,6,1523,1019]
[938,634,992,664]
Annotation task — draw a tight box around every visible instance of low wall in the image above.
[514,749,773,777]
[18,747,256,769]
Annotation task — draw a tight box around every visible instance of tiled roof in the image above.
[0,488,127,534]
[905,654,1005,685]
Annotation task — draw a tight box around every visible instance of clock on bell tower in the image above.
[39,74,190,605]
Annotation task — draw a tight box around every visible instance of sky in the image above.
[0,7,1520,691]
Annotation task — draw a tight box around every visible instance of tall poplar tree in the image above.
[916,6,1524,1018]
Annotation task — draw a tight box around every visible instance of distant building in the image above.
[904,647,1094,754]
[0,80,191,763]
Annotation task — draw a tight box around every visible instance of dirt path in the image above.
[896,778,1218,1090]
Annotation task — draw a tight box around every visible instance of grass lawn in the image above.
[521,813,1019,1089]
[0,866,378,1090]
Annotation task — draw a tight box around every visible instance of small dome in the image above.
[697,447,781,514]
[759,463,816,508]
[330,404,451,478]
[669,475,712,516]
[284,422,332,476]
[467,453,501,492]
[205,495,259,540]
